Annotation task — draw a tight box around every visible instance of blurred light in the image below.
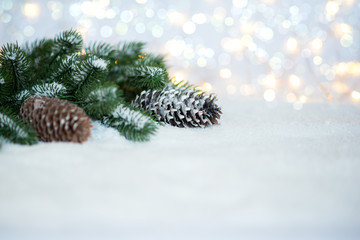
[166,40,186,56]
[351,91,360,101]
[334,23,352,37]
[310,38,323,52]
[171,72,185,84]
[152,25,163,38]
[135,23,146,33]
[333,82,349,93]
[1,0,13,11]
[100,25,113,38]
[136,0,147,4]
[192,13,207,24]
[23,2,40,18]
[168,11,187,26]
[233,0,248,8]
[239,22,255,35]
[69,3,82,17]
[116,22,128,35]
[325,1,340,20]
[257,27,274,42]
[340,34,353,47]
[219,68,232,79]
[213,7,227,20]
[289,74,301,88]
[197,57,207,67]
[183,21,196,34]
[286,37,299,53]
[313,56,323,65]
[264,89,276,101]
[334,62,360,76]
[200,82,213,92]
[221,38,243,52]
[262,73,277,88]
[299,95,307,103]
[120,10,133,23]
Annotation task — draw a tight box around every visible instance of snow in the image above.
[0,99,360,240]
[92,57,108,70]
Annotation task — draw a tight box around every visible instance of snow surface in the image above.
[0,99,360,240]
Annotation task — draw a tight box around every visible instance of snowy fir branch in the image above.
[85,41,114,59]
[0,106,38,145]
[73,55,109,96]
[51,29,83,63]
[49,53,79,86]
[78,83,120,118]
[31,82,68,98]
[122,65,169,90]
[101,102,157,142]
[0,43,31,98]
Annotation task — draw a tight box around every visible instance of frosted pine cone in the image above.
[132,88,222,128]
[19,96,92,143]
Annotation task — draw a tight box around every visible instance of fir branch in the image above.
[101,102,157,142]
[108,41,145,65]
[139,53,168,69]
[23,38,54,78]
[50,29,83,65]
[78,83,121,118]
[73,55,109,95]
[31,81,68,98]
[85,41,114,59]
[123,65,169,89]
[49,53,79,88]
[0,43,31,97]
[0,107,38,145]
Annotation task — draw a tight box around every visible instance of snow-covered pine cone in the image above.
[19,96,92,143]
[132,88,222,128]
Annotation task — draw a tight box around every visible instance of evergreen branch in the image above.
[139,53,168,69]
[101,102,157,142]
[0,106,38,145]
[50,29,83,65]
[123,65,169,89]
[49,53,79,88]
[108,41,145,65]
[0,43,31,97]
[78,83,121,118]
[31,81,68,98]
[73,55,109,95]
[85,41,114,59]
[23,38,54,78]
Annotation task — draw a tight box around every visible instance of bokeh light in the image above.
[0,0,359,106]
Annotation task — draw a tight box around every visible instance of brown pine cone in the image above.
[19,96,92,143]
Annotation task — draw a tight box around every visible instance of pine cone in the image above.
[19,96,92,143]
[132,88,222,128]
